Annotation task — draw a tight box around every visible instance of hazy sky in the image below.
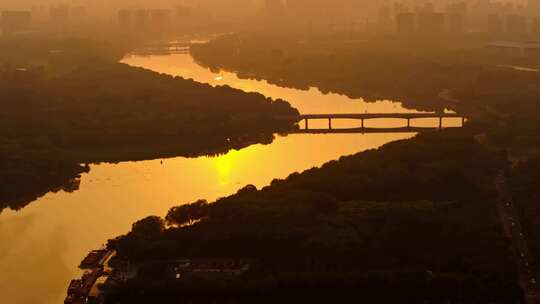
[0,0,532,18]
[0,0,529,9]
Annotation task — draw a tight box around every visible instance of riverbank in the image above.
[105,129,522,303]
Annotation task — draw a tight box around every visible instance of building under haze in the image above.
[150,9,171,27]
[0,10,31,34]
[488,14,504,35]
[534,17,540,35]
[396,12,415,35]
[49,5,69,24]
[417,11,445,36]
[506,13,526,35]
[529,0,540,17]
[446,1,466,34]
[133,9,149,28]
[118,9,132,27]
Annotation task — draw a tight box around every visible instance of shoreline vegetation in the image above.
[101,35,540,303]
[0,37,298,212]
[105,130,522,303]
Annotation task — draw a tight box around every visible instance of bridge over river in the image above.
[279,112,467,134]
[132,41,191,55]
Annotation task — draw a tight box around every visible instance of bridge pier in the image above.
[305,118,309,130]
[361,119,364,129]
[328,118,332,129]
[407,118,411,128]
[439,117,443,129]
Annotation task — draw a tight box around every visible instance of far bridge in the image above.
[132,41,191,55]
[279,112,466,134]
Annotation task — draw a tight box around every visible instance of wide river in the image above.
[0,53,459,304]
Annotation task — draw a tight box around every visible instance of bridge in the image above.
[132,41,191,55]
[278,112,466,134]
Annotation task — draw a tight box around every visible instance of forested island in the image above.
[0,38,298,211]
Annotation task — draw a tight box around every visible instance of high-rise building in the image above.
[421,2,435,14]
[133,9,149,28]
[266,0,284,12]
[150,9,171,27]
[488,14,504,35]
[31,5,48,23]
[396,12,415,35]
[448,13,464,35]
[1,11,31,34]
[70,6,87,20]
[528,0,540,18]
[118,9,132,27]
[532,17,540,35]
[393,2,408,14]
[446,1,467,34]
[447,1,467,16]
[506,14,526,35]
[176,5,192,21]
[417,12,445,36]
[49,6,69,24]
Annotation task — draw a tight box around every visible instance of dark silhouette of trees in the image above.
[107,130,520,303]
[132,216,165,239]
[166,200,209,226]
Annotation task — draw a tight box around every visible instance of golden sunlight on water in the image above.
[0,53,444,304]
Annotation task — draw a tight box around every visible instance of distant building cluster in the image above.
[2,0,540,38]
[117,9,172,30]
[0,3,90,35]
[394,2,466,36]
[392,0,540,37]
[0,10,31,34]
[254,0,540,37]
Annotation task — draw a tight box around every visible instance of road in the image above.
[496,173,539,304]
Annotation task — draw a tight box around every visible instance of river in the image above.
[0,53,460,304]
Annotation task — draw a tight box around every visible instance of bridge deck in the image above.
[290,126,460,134]
[292,113,463,120]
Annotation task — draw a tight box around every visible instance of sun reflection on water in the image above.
[214,151,237,186]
